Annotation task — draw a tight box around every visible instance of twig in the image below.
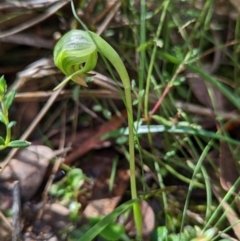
[0,0,70,38]
[97,2,121,35]
[37,158,63,220]
[12,181,21,241]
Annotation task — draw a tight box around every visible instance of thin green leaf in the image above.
[89,217,125,241]
[0,111,5,124]
[160,52,182,64]
[0,76,7,99]
[157,226,168,239]
[72,85,80,101]
[8,140,31,148]
[103,109,112,119]
[133,99,139,105]
[0,136,5,145]
[78,199,136,241]
[7,121,16,129]
[4,89,16,110]
[104,125,240,145]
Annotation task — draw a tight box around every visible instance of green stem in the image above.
[89,32,143,239]
[144,0,170,119]
[0,101,11,150]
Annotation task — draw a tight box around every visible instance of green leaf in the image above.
[90,218,125,241]
[8,140,31,148]
[137,41,154,51]
[112,125,240,146]
[0,136,5,145]
[116,136,128,145]
[50,183,65,197]
[139,89,145,98]
[103,109,111,119]
[160,52,181,64]
[4,89,16,110]
[0,111,5,124]
[152,115,172,126]
[72,85,80,101]
[202,228,217,240]
[154,38,164,48]
[67,168,85,189]
[69,201,81,222]
[7,121,16,129]
[92,105,102,112]
[69,224,92,240]
[133,98,139,105]
[156,226,168,240]
[78,199,136,241]
[0,76,7,100]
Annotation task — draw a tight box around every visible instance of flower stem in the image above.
[89,32,143,239]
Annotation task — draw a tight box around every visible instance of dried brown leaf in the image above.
[64,110,127,165]
[212,184,240,240]
[187,72,227,111]
[219,141,240,193]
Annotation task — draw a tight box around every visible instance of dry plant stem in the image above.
[175,101,238,120]
[0,210,12,230]
[0,0,70,38]
[97,2,121,34]
[38,107,67,220]
[94,0,118,24]
[12,181,21,241]
[37,157,64,220]
[149,49,192,118]
[0,86,64,172]
[149,83,172,117]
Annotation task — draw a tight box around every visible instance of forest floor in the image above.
[1,0,240,240]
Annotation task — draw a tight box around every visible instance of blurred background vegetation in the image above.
[1,0,240,240]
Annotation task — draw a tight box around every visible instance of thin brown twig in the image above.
[97,2,121,35]
[12,181,21,241]
[0,0,70,38]
[37,157,63,220]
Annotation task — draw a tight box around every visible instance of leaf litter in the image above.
[1,0,240,240]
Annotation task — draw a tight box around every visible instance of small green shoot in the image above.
[0,76,30,151]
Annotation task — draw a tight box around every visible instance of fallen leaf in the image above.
[82,154,130,218]
[212,183,240,240]
[219,141,240,193]
[187,71,227,111]
[83,197,122,218]
[64,109,127,165]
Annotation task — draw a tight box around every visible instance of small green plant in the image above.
[70,216,129,241]
[0,76,30,151]
[151,226,220,241]
[50,168,86,222]
[53,2,142,239]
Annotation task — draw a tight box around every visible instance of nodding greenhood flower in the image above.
[0,76,7,101]
[53,27,143,238]
[53,30,98,87]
